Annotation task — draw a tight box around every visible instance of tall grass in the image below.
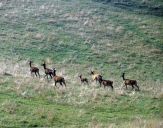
[0,60,162,127]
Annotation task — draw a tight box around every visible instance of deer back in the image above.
[125,79,136,85]
[54,76,64,81]
[31,67,39,72]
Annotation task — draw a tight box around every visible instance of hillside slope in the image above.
[0,0,163,81]
[0,0,163,127]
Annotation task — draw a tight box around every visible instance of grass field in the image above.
[0,0,163,127]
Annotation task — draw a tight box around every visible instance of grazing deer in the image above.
[99,77,113,90]
[79,74,89,85]
[121,73,140,91]
[53,68,66,87]
[29,61,40,78]
[41,62,53,79]
[90,71,102,84]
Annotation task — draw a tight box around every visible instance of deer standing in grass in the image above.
[79,74,89,85]
[29,61,40,78]
[121,73,140,91]
[41,62,53,79]
[99,77,113,90]
[53,68,66,87]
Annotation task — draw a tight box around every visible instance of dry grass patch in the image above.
[1,100,18,114]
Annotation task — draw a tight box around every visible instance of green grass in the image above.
[0,0,163,127]
[0,76,162,127]
[1,0,162,81]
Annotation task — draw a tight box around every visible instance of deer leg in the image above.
[110,85,113,91]
[99,80,102,87]
[55,81,57,87]
[59,82,63,86]
[135,84,140,91]
[132,85,134,90]
[63,80,66,87]
[35,72,37,77]
[125,84,128,89]
[50,74,53,79]
[37,71,40,78]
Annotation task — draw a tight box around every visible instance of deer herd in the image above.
[29,61,140,91]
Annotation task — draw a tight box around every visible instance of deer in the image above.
[90,71,102,84]
[41,62,53,79]
[53,68,66,87]
[99,77,113,90]
[29,61,40,78]
[79,74,89,85]
[121,73,140,91]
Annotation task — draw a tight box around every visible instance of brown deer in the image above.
[41,62,53,79]
[121,73,140,91]
[99,77,113,90]
[53,68,66,87]
[29,61,40,78]
[79,74,89,85]
[90,71,102,84]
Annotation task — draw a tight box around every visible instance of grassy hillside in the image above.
[0,0,163,127]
